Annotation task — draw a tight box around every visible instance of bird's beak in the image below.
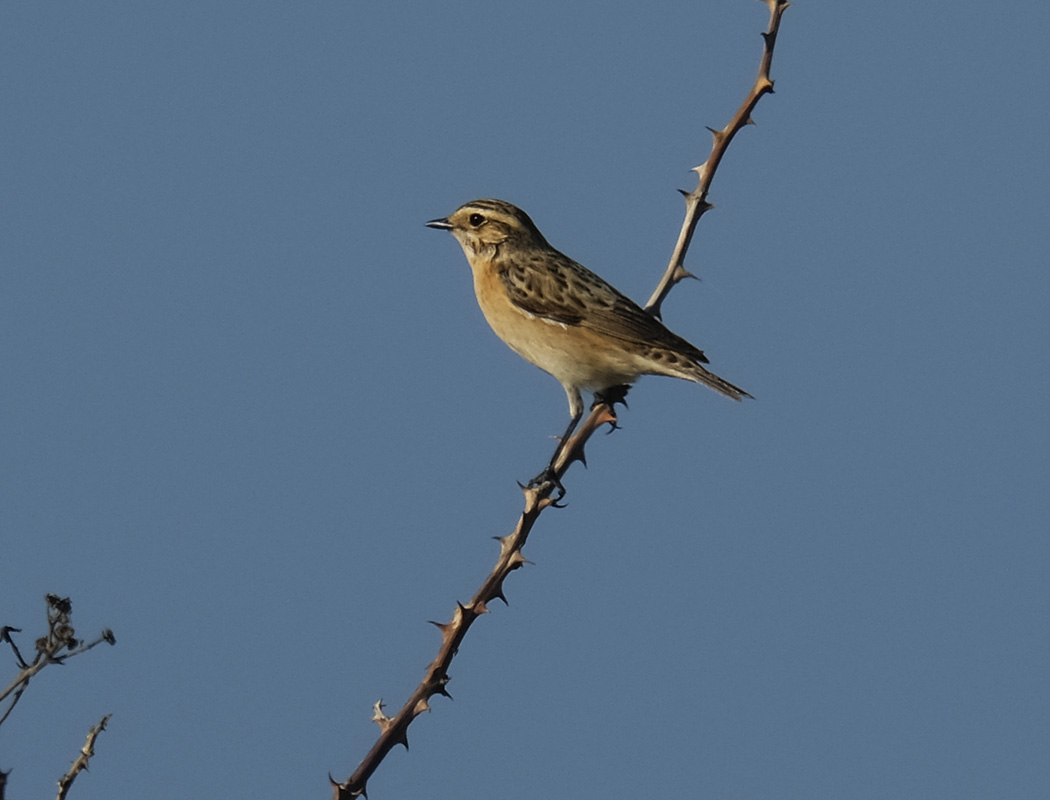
[425,217,452,230]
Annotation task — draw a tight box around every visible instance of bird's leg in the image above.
[527,410,582,500]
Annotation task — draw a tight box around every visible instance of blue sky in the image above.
[3,2,1048,798]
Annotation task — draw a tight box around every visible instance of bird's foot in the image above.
[525,466,567,505]
[592,385,630,431]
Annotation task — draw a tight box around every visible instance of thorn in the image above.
[474,600,490,615]
[506,551,528,570]
[487,579,509,605]
[413,697,430,717]
[495,533,516,558]
[458,602,481,626]
[329,774,367,799]
[673,266,698,283]
[372,700,391,727]
[568,446,587,468]
[428,619,450,633]
[433,676,453,699]
[519,481,545,507]
[455,601,471,623]
[677,188,689,197]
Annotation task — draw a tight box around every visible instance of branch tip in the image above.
[56,714,111,800]
[646,0,786,312]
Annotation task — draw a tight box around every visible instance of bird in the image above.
[426,199,749,481]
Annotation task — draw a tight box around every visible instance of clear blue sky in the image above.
[3,2,1048,798]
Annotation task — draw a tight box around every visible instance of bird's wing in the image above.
[497,251,709,363]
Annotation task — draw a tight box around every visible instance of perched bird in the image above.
[426,199,749,472]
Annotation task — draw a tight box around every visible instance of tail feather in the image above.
[640,339,750,402]
[688,363,752,401]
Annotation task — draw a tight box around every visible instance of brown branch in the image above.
[56,715,111,800]
[333,5,789,796]
[645,0,790,317]
[331,403,617,800]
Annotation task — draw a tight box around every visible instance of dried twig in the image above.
[333,4,789,796]
[0,596,116,728]
[646,0,790,317]
[56,715,111,800]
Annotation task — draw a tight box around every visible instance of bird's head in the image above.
[426,199,550,256]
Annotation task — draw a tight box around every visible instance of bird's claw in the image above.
[593,384,631,410]
[526,466,567,504]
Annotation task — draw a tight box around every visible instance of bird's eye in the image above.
[468,213,485,227]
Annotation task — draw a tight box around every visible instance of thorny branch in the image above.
[646,0,790,317]
[332,406,617,799]
[333,3,788,797]
[56,715,111,800]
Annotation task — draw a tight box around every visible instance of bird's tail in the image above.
[686,362,752,401]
